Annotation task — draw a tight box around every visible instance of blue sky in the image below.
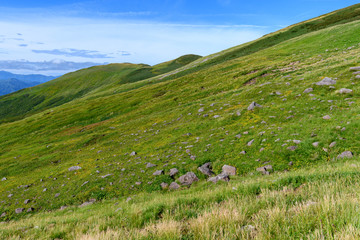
[0,0,358,75]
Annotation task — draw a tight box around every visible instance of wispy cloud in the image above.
[0,59,104,71]
[32,48,115,59]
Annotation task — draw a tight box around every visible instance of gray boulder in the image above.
[337,151,353,159]
[68,166,82,171]
[208,173,230,183]
[160,182,169,189]
[153,170,164,176]
[222,165,236,176]
[315,77,336,86]
[198,162,214,176]
[178,172,199,186]
[15,208,24,214]
[169,168,179,177]
[169,182,180,190]
[247,102,262,111]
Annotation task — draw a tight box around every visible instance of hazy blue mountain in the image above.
[0,78,41,95]
[0,71,56,83]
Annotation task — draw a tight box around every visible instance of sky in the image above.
[0,0,358,76]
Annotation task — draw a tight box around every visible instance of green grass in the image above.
[1,3,360,239]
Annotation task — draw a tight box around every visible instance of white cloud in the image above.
[0,13,267,75]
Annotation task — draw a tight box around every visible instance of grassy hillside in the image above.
[1,3,360,239]
[0,54,201,123]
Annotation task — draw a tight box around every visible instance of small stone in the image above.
[247,102,262,111]
[247,139,254,146]
[256,165,273,175]
[288,161,293,166]
[146,163,157,168]
[222,165,236,176]
[130,151,137,156]
[169,168,179,177]
[329,142,336,148]
[287,146,297,151]
[126,197,132,202]
[178,172,199,186]
[135,182,142,185]
[1,177,6,181]
[293,140,301,144]
[1,212,6,218]
[322,115,331,120]
[160,182,169,189]
[153,170,164,176]
[240,151,246,155]
[68,166,82,171]
[198,107,204,113]
[235,134,242,139]
[27,207,34,212]
[169,182,180,190]
[55,193,60,198]
[312,142,319,147]
[24,199,31,204]
[303,88,313,93]
[15,208,24,214]
[337,151,353,159]
[213,115,220,119]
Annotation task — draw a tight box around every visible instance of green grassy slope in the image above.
[1,4,360,238]
[0,54,201,123]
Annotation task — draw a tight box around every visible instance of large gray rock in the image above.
[222,165,236,176]
[198,162,214,176]
[178,172,199,186]
[160,182,169,189]
[153,170,164,176]
[208,173,230,183]
[68,166,82,171]
[169,168,179,177]
[337,151,353,159]
[247,102,262,111]
[169,182,180,190]
[315,77,336,86]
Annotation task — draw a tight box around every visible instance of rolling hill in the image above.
[1,3,360,239]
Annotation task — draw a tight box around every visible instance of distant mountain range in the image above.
[0,71,57,96]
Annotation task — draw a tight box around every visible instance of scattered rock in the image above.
[337,151,353,159]
[153,170,164,176]
[1,177,6,181]
[101,174,112,178]
[312,142,319,147]
[135,182,142,185]
[55,193,60,198]
[169,182,180,190]
[79,199,96,207]
[287,146,297,151]
[178,172,199,186]
[222,165,236,176]
[130,151,137,156]
[240,151,246,155]
[0,212,6,218]
[293,140,301,144]
[315,77,336,86]
[169,168,179,177]
[329,142,336,148]
[247,102,262,111]
[350,67,360,71]
[303,88,313,93]
[336,88,353,94]
[208,173,230,183]
[235,134,242,139]
[24,199,31,204]
[160,182,169,189]
[198,162,214,176]
[146,163,157,168]
[256,165,273,175]
[247,139,255,146]
[68,166,82,171]
[322,115,331,120]
[126,197,132,202]
[15,208,24,214]
[198,107,204,113]
[288,161,293,166]
[27,208,34,212]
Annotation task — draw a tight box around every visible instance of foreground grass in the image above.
[2,159,360,239]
